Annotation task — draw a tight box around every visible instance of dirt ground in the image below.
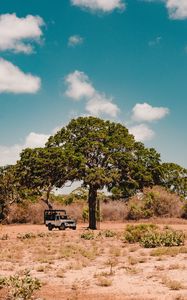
[0,221,187,300]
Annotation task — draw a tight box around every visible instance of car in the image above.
[44,209,76,231]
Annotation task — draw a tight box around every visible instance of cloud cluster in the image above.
[0,14,44,94]
[132,102,169,122]
[0,132,49,166]
[68,35,84,47]
[71,0,125,13]
[65,70,119,117]
[0,58,41,94]
[0,13,44,54]
[129,102,169,142]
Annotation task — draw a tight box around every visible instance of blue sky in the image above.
[0,0,187,168]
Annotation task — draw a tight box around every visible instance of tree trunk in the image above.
[41,186,53,209]
[88,185,97,230]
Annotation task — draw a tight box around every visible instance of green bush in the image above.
[124,224,158,243]
[0,270,41,300]
[103,230,116,238]
[141,230,185,248]
[81,230,95,240]
[82,206,89,222]
[127,204,145,220]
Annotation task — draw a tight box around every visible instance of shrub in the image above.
[82,206,89,222]
[81,230,95,240]
[128,186,183,220]
[127,203,145,220]
[103,230,116,238]
[182,201,187,218]
[0,270,41,300]
[124,224,158,243]
[140,230,185,248]
[17,233,36,240]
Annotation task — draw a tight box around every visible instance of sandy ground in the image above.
[0,221,187,300]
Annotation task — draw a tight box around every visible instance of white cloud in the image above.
[68,35,84,47]
[65,70,120,117]
[129,124,155,142]
[65,71,95,100]
[0,13,44,54]
[166,0,187,20]
[0,132,49,166]
[0,58,41,94]
[71,0,125,13]
[24,132,49,148]
[86,93,119,117]
[132,102,169,122]
[144,0,187,20]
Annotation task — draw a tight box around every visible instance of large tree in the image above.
[47,116,141,229]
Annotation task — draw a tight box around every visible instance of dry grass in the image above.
[150,246,187,257]
[161,276,183,290]
[1,222,187,300]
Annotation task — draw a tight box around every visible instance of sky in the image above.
[0,0,187,168]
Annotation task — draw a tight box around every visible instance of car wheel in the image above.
[59,223,66,230]
[48,224,53,231]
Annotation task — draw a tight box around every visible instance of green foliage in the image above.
[0,270,41,300]
[0,165,22,222]
[102,230,116,238]
[81,230,95,240]
[124,224,185,248]
[127,204,145,220]
[161,163,187,198]
[82,206,89,222]
[124,224,158,243]
[16,147,79,209]
[140,230,185,248]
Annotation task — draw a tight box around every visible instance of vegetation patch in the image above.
[0,270,41,300]
[124,224,158,243]
[140,229,185,248]
[80,230,95,240]
[124,224,185,248]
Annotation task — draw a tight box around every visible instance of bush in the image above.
[103,230,116,238]
[127,186,183,220]
[0,270,41,300]
[141,230,185,248]
[81,230,95,240]
[124,224,158,243]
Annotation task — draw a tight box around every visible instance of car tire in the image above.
[59,223,66,230]
[48,224,53,231]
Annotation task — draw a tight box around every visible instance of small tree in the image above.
[16,147,79,209]
[0,165,21,222]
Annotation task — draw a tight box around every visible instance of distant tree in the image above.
[47,116,144,229]
[16,147,80,209]
[161,163,187,198]
[0,165,20,222]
